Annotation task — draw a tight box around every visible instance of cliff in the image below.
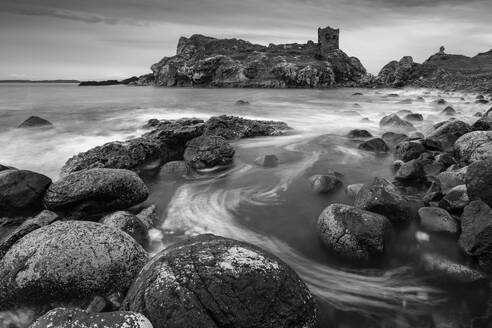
[377,48,492,91]
[146,27,367,88]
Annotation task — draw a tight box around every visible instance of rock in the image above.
[408,131,425,139]
[439,185,469,213]
[159,161,191,177]
[436,99,447,105]
[381,132,408,147]
[347,129,372,138]
[317,204,390,262]
[397,110,412,116]
[352,92,363,96]
[17,116,53,128]
[121,234,318,328]
[235,100,250,105]
[377,56,417,87]
[395,159,426,181]
[203,115,291,139]
[454,131,492,163]
[437,167,467,194]
[419,253,486,284]
[354,177,415,224]
[44,168,148,218]
[405,113,424,121]
[0,221,148,309]
[308,173,343,193]
[395,141,426,162]
[424,120,472,151]
[100,211,149,246]
[465,159,492,207]
[441,106,456,116]
[397,99,413,104]
[379,114,415,132]
[358,138,389,152]
[136,205,157,230]
[30,308,153,328]
[345,183,364,198]
[476,99,489,104]
[255,154,279,167]
[472,117,492,131]
[418,207,458,234]
[459,201,492,272]
[183,136,235,169]
[0,169,51,216]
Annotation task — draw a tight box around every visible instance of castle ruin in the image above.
[318,26,339,57]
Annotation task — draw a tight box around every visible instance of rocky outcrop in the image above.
[122,234,318,328]
[358,138,389,152]
[424,120,472,151]
[308,173,343,193]
[183,136,235,169]
[17,116,53,128]
[203,115,291,139]
[377,56,419,88]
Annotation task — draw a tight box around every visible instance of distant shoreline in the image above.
[0,80,80,83]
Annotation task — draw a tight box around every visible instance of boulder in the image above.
[381,132,408,147]
[439,184,469,213]
[44,168,148,218]
[395,141,426,162]
[203,115,291,139]
[255,154,279,167]
[358,138,389,153]
[0,221,148,309]
[419,253,486,284]
[100,211,149,246]
[122,234,318,328]
[347,129,372,138]
[459,201,492,272]
[159,161,191,177]
[379,114,415,132]
[465,160,492,207]
[454,131,492,163]
[235,100,250,105]
[308,173,343,193]
[425,120,472,151]
[345,183,364,198]
[437,167,467,194]
[405,113,424,122]
[136,205,157,230]
[407,131,424,140]
[183,136,235,169]
[472,117,492,131]
[17,116,53,128]
[395,159,426,181]
[30,308,153,328]
[354,177,415,224]
[417,207,458,234]
[317,204,390,262]
[440,106,456,116]
[0,169,51,216]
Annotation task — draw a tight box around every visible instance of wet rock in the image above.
[255,154,279,167]
[405,113,424,122]
[439,184,469,213]
[379,114,415,132]
[183,136,235,169]
[441,106,456,116]
[352,92,363,96]
[347,129,372,138]
[354,177,415,224]
[436,99,447,105]
[418,207,458,234]
[395,159,426,181]
[44,168,148,218]
[0,169,51,216]
[476,99,489,105]
[136,205,157,229]
[100,211,149,246]
[309,173,343,193]
[0,221,148,309]
[159,161,191,177]
[317,203,390,262]
[235,100,250,105]
[17,116,53,128]
[397,99,413,104]
[30,308,153,328]
[424,120,472,151]
[408,131,425,139]
[437,167,467,194]
[459,201,492,273]
[465,159,492,207]
[381,132,408,147]
[203,115,291,139]
[454,131,492,163]
[345,183,364,198]
[397,110,412,116]
[472,117,492,131]
[358,138,389,153]
[419,253,486,284]
[122,234,318,328]
[395,141,426,162]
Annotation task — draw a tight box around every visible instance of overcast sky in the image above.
[0,0,491,80]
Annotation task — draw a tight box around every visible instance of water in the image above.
[0,83,489,326]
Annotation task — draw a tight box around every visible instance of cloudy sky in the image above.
[0,0,491,80]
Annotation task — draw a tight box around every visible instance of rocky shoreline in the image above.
[2,91,492,326]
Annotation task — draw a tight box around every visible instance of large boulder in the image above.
[0,221,148,309]
[347,129,372,138]
[454,131,492,163]
[122,234,318,328]
[17,116,53,128]
[159,161,191,178]
[395,159,426,181]
[424,120,472,151]
[317,203,391,262]
[417,207,458,234]
[354,177,415,224]
[459,201,492,272]
[379,114,415,132]
[439,185,469,213]
[203,115,291,139]
[465,160,492,207]
[183,136,235,169]
[472,117,492,131]
[437,166,467,194]
[358,138,389,153]
[30,308,153,328]
[381,132,408,147]
[0,169,51,216]
[100,211,149,246]
[395,141,426,162]
[44,168,148,218]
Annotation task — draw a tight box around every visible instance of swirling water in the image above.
[0,83,489,326]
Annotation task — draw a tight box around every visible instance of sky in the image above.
[0,0,491,80]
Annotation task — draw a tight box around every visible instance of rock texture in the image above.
[203,115,291,139]
[418,207,458,234]
[309,173,343,193]
[122,234,318,328]
[183,136,235,169]
[17,116,53,128]
[424,120,472,151]
[465,160,492,207]
[454,131,492,163]
[100,211,149,246]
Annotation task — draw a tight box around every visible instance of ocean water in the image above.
[0,83,490,326]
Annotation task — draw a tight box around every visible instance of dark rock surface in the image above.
[317,203,390,261]
[309,173,343,193]
[183,136,235,169]
[465,159,492,207]
[17,116,53,128]
[122,234,318,328]
[419,253,486,284]
[382,132,408,147]
[347,129,372,138]
[358,138,389,152]
[441,106,457,116]
[100,211,149,246]
[203,115,291,139]
[256,154,279,167]
[454,131,492,163]
[395,159,426,181]
[159,160,191,177]
[379,114,415,132]
[438,167,467,194]
[418,207,458,234]
[405,113,424,121]
[439,184,469,213]
[424,120,472,151]
[395,141,426,162]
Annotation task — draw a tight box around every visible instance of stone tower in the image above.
[318,26,339,57]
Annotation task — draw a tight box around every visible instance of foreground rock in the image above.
[395,141,426,162]
[44,168,148,218]
[454,131,492,163]
[424,120,472,151]
[439,184,469,213]
[0,169,51,216]
[418,207,458,234]
[419,253,486,284]
[203,115,291,139]
[465,160,492,207]
[30,308,153,328]
[0,221,148,309]
[317,204,390,262]
[100,211,149,246]
[183,136,235,169]
[17,116,53,128]
[122,234,317,328]
[309,173,343,193]
[347,129,372,138]
[159,160,191,177]
[379,114,415,132]
[358,138,389,153]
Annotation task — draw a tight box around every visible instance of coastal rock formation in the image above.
[417,207,458,234]
[100,211,149,246]
[424,120,472,151]
[122,234,318,328]
[454,131,492,163]
[0,221,148,309]
[358,138,390,152]
[148,27,366,88]
[183,136,235,169]
[465,159,492,207]
[309,173,343,193]
[17,116,53,128]
[203,115,291,139]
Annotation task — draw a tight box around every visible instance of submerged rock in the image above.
[405,113,424,122]
[419,253,486,284]
[441,106,456,116]
[345,183,364,198]
[309,173,343,193]
[159,161,191,177]
[317,203,390,262]
[17,116,53,128]
[203,115,291,139]
[347,129,372,138]
[418,207,457,234]
[465,159,492,207]
[183,136,235,169]
[454,131,492,163]
[255,154,279,167]
[381,132,408,147]
[0,221,148,309]
[358,138,389,153]
[122,234,318,328]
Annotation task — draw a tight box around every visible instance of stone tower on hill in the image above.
[318,26,339,57]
